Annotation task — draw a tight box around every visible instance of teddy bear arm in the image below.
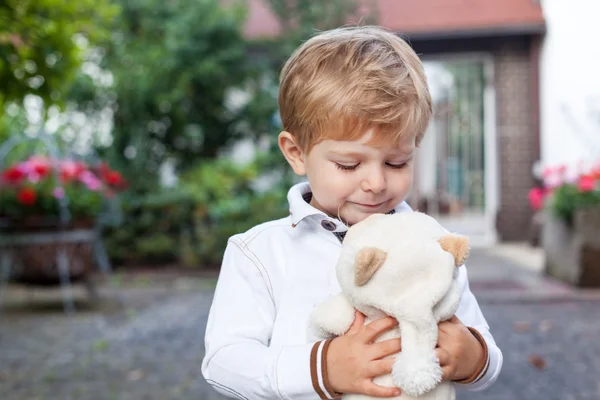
[309,293,356,339]
[392,312,442,396]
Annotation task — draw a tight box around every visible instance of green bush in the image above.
[192,189,289,266]
[103,188,195,266]
[103,156,290,268]
[180,157,289,267]
[550,181,600,225]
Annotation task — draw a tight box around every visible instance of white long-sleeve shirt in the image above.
[201,182,503,400]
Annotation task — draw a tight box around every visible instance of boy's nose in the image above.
[361,168,387,193]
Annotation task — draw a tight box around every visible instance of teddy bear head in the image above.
[335,212,470,315]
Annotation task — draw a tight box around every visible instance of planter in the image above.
[542,207,600,287]
[0,217,97,286]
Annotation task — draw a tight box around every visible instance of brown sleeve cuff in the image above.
[310,340,343,399]
[453,327,490,385]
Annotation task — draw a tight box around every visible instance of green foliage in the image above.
[68,0,268,193]
[103,188,195,265]
[104,156,289,267]
[0,0,118,108]
[0,104,28,152]
[532,164,600,226]
[180,157,289,265]
[549,182,600,226]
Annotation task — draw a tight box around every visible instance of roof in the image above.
[243,0,546,39]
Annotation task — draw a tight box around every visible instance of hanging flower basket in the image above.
[0,152,127,286]
[0,216,96,285]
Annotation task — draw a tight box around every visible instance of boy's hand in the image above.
[435,315,485,382]
[326,311,402,397]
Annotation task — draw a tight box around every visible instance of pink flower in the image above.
[59,160,87,182]
[528,187,547,211]
[557,164,567,175]
[592,161,600,180]
[27,171,41,183]
[578,175,596,192]
[544,171,564,188]
[53,187,65,199]
[28,156,51,177]
[79,171,102,191]
[19,156,51,183]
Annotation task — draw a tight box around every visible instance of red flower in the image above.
[2,167,25,184]
[106,171,124,186]
[17,187,37,206]
[578,175,596,192]
[528,187,547,211]
[97,163,127,189]
[33,164,50,177]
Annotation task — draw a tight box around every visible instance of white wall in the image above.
[540,0,600,168]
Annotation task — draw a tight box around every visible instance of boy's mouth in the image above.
[353,201,387,209]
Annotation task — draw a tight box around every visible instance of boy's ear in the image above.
[278,131,306,176]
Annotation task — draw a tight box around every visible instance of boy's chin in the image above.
[340,210,382,226]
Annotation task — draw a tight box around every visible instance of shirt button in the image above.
[321,220,336,231]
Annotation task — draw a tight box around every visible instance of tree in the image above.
[69,0,264,193]
[0,0,118,110]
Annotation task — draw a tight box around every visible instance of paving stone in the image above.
[0,249,598,400]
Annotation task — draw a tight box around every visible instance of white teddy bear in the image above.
[309,212,470,400]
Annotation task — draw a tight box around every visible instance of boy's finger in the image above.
[347,310,366,335]
[361,316,398,343]
[367,358,395,377]
[370,338,401,360]
[441,365,453,381]
[435,348,449,366]
[362,381,401,398]
[438,321,454,336]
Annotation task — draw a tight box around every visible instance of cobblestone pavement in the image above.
[1,249,599,400]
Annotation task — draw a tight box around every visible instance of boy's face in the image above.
[279,130,416,226]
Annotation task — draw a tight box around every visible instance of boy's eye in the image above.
[335,163,359,171]
[386,162,407,169]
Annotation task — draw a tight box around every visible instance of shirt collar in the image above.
[287,182,413,234]
[288,182,331,227]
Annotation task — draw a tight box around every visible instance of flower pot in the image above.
[542,206,600,287]
[0,217,97,286]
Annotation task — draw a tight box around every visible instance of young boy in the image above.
[201,26,502,399]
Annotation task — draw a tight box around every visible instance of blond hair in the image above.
[278,26,432,152]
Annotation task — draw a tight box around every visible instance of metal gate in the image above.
[415,56,497,245]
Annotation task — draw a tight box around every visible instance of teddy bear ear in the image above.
[438,234,470,267]
[355,247,387,286]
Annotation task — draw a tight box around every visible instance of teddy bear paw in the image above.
[392,350,443,397]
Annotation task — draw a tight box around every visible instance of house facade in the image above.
[244,0,547,245]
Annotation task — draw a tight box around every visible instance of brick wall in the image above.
[494,38,538,241]
[412,35,541,242]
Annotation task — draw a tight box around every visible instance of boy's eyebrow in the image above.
[328,149,414,158]
[328,151,366,158]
